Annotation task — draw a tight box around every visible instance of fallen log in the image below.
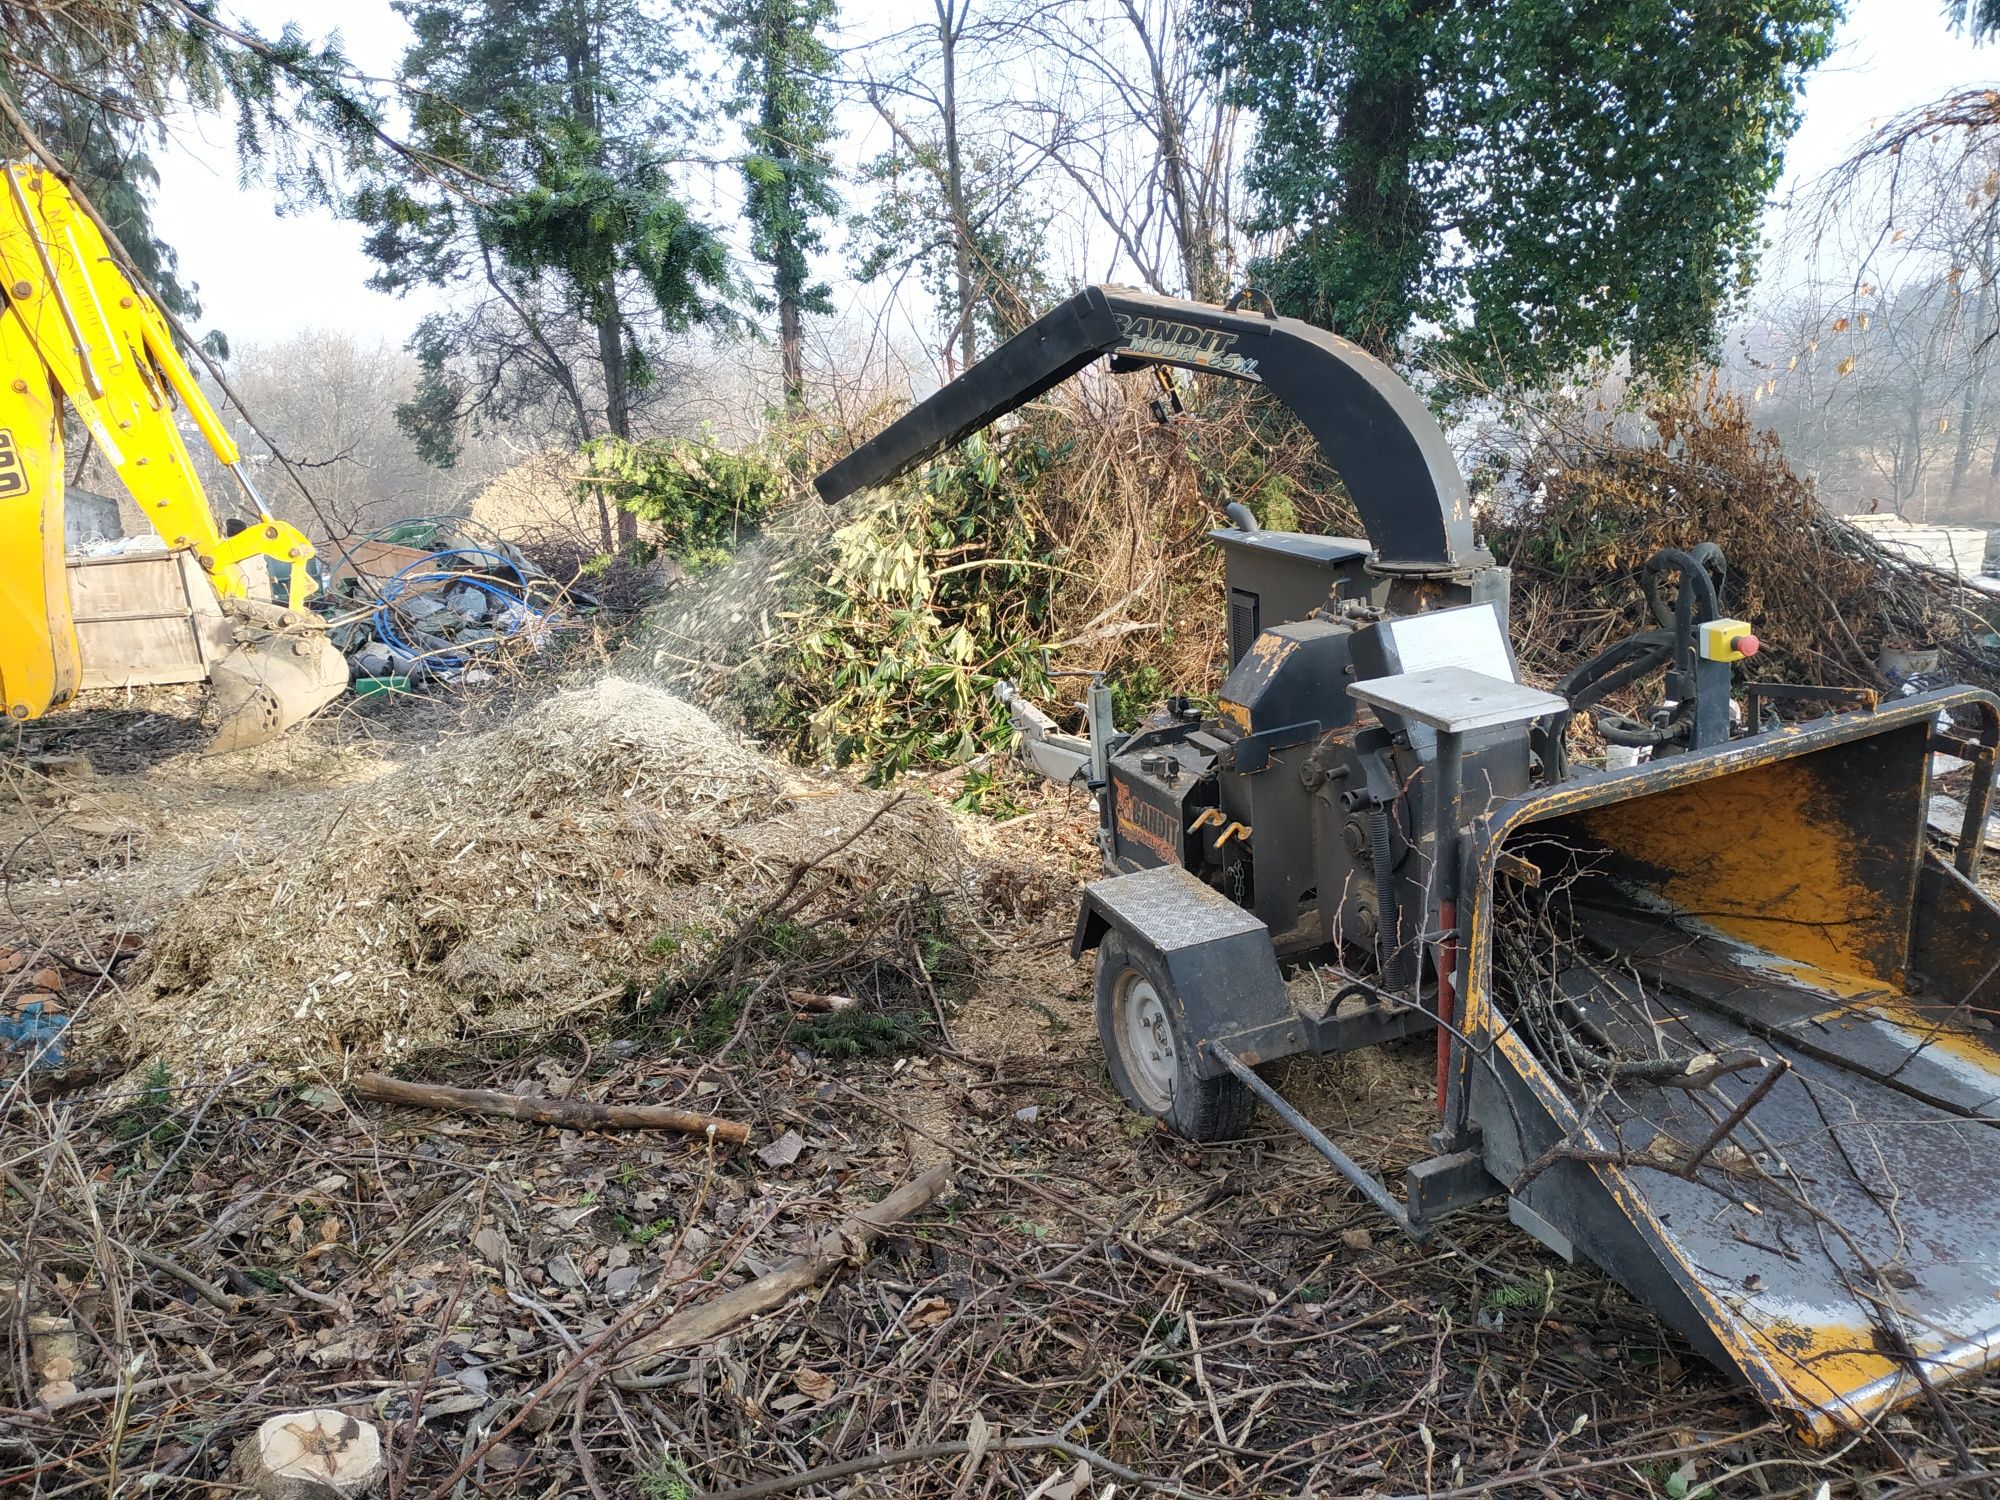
[612,1162,952,1385]
[351,1074,750,1146]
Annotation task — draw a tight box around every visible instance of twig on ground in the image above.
[351,1074,751,1145]
[611,1164,953,1383]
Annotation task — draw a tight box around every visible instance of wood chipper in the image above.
[815,285,2000,1441]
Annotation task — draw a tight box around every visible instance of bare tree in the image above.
[1008,0,1241,299]
[1738,89,2000,517]
[851,2,1057,370]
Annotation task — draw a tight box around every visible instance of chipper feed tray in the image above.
[1469,692,2000,1439]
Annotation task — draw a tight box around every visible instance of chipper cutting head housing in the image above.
[815,285,2000,1438]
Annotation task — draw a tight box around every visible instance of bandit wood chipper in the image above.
[816,286,2000,1441]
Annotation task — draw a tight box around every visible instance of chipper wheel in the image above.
[1094,930,1252,1142]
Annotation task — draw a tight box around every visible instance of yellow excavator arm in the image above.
[0,161,343,742]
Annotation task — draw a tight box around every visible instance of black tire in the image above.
[1094,930,1253,1143]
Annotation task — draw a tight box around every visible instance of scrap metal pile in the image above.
[318,519,590,690]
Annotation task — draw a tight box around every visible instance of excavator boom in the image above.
[0,162,345,747]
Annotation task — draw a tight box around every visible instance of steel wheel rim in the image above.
[1116,970,1178,1113]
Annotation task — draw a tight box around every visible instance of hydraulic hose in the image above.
[1540,545,1730,772]
[1540,633,1674,779]
[1597,711,1680,748]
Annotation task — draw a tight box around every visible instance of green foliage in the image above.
[619,1213,679,1245]
[747,432,1060,778]
[790,1007,929,1059]
[1245,474,1299,533]
[1637,1459,1712,1500]
[637,1449,697,1500]
[683,988,745,1053]
[482,141,732,335]
[2,6,388,215]
[2,5,398,356]
[1109,665,1167,728]
[1951,0,2000,40]
[1485,1269,1558,1316]
[714,0,841,400]
[109,1059,181,1155]
[581,435,784,562]
[949,768,1020,817]
[1199,0,1842,384]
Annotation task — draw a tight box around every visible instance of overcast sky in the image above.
[147,0,1999,354]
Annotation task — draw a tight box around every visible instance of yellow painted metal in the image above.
[0,161,330,728]
[1571,752,1909,985]
[0,164,320,608]
[0,334,76,722]
[1697,617,1756,662]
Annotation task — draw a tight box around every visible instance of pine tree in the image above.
[354,0,734,543]
[2,2,394,353]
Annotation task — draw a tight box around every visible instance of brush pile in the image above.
[643,378,2000,805]
[91,677,967,1076]
[1486,383,1999,692]
[634,382,1355,797]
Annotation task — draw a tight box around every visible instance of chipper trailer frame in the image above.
[816,285,2000,1441]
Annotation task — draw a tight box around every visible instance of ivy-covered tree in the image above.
[1198,0,1841,384]
[353,0,734,543]
[716,0,841,409]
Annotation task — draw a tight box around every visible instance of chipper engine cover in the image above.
[815,282,2000,1439]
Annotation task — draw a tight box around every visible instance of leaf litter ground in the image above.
[4,677,1999,1498]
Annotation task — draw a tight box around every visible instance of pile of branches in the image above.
[1483,382,1997,692]
[637,378,1359,793]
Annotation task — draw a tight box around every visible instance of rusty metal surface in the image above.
[1556,942,2000,1436]
[1456,687,2000,1440]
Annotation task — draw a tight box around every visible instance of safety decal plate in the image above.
[0,429,26,499]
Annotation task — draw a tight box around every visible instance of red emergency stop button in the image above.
[1698,618,1759,663]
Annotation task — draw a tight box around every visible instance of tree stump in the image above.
[231,1410,384,1499]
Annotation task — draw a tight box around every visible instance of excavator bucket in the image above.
[1464,689,2000,1442]
[57,552,345,753]
[204,598,349,755]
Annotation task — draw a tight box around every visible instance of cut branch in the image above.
[611,1162,953,1382]
[350,1074,750,1146]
